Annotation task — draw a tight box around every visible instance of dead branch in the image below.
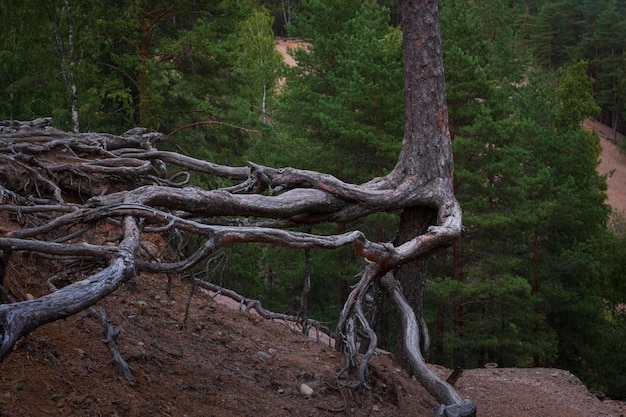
[89,306,135,385]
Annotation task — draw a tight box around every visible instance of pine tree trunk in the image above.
[389,0,455,371]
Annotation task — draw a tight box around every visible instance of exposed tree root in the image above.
[0,216,140,360]
[0,2,474,411]
[380,274,476,416]
[88,306,135,385]
[0,113,467,411]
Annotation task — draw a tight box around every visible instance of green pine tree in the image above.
[273,0,403,182]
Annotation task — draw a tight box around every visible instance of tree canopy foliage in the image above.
[519,0,626,143]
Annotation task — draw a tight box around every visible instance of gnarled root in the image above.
[379,273,476,416]
[334,267,475,416]
[334,263,380,389]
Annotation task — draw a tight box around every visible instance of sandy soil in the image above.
[585,118,626,217]
[275,38,308,68]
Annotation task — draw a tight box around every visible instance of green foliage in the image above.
[273,0,403,182]
[528,0,584,69]
[582,1,626,139]
[558,230,626,395]
[145,2,269,152]
[431,0,553,368]
[519,0,626,138]
[429,4,626,399]
[426,274,556,367]
[0,0,281,150]
[557,60,601,128]
[235,7,285,119]
[0,1,62,123]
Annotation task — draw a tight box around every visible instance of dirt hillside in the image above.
[585,118,626,217]
[1,261,625,417]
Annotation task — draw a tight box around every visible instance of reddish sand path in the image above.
[585,118,626,216]
[275,38,308,67]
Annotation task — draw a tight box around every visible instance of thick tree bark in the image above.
[393,0,454,365]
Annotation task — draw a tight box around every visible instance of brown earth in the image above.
[0,260,619,417]
[2,264,626,417]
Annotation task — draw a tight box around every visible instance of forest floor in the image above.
[1,265,626,417]
[1,42,626,417]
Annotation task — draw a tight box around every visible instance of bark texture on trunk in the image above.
[336,1,471,412]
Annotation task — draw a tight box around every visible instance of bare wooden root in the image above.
[0,115,467,410]
[0,2,476,413]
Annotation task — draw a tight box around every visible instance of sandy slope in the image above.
[585,118,626,217]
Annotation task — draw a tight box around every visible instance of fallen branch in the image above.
[89,306,135,385]
[194,280,334,343]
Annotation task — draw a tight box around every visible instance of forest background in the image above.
[2,0,626,399]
